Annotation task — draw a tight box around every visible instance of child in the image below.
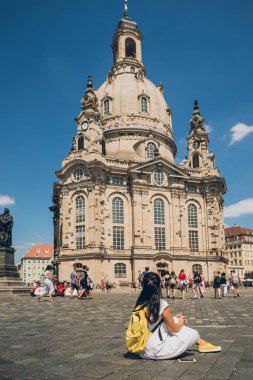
[132,272,221,359]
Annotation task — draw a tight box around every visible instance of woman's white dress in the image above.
[43,270,54,296]
[141,299,199,360]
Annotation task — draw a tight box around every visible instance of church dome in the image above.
[96,73,172,138]
[89,7,176,163]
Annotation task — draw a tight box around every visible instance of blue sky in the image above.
[1,0,253,262]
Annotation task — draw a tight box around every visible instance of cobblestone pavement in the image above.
[0,288,253,380]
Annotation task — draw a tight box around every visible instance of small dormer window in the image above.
[37,248,40,253]
[35,253,39,257]
[146,142,156,158]
[44,253,47,257]
[140,96,148,113]
[104,99,110,115]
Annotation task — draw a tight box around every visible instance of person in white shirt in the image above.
[38,265,55,303]
[134,272,221,359]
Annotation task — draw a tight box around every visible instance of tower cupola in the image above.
[111,0,144,74]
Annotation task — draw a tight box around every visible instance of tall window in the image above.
[112,197,124,250]
[192,153,200,168]
[188,203,199,252]
[146,142,156,158]
[154,198,165,250]
[114,263,126,278]
[112,197,124,223]
[76,225,85,249]
[125,38,136,58]
[140,96,148,113]
[189,230,199,252]
[104,99,110,115]
[192,264,202,274]
[188,204,197,228]
[113,227,124,250]
[154,198,165,225]
[76,196,85,223]
[77,136,84,150]
[102,139,106,156]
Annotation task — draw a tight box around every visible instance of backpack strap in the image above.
[151,318,164,341]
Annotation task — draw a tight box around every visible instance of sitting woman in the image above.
[134,272,221,360]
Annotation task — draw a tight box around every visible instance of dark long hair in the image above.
[135,272,161,323]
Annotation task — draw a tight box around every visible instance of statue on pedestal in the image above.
[0,208,13,248]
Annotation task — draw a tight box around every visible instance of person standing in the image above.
[220,272,228,297]
[38,265,55,302]
[231,270,241,298]
[169,271,177,299]
[70,265,79,298]
[213,271,221,299]
[140,267,150,287]
[178,269,187,300]
[78,265,88,299]
[192,271,202,299]
[163,271,170,298]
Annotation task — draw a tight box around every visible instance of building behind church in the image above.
[50,4,228,285]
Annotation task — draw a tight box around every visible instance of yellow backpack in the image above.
[125,306,164,354]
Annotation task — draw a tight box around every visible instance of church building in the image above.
[50,3,228,284]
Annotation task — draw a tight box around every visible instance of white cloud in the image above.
[0,195,15,206]
[205,124,213,133]
[229,122,253,145]
[15,241,36,250]
[224,223,230,228]
[224,198,253,218]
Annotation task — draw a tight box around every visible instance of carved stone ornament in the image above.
[135,69,145,80]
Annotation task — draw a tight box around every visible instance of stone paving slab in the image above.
[0,288,253,379]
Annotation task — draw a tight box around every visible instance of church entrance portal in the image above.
[156,261,168,277]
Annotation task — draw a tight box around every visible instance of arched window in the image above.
[130,66,135,73]
[114,263,126,278]
[76,196,85,223]
[188,204,198,228]
[154,198,165,250]
[112,197,124,224]
[192,154,200,168]
[104,99,110,115]
[77,136,84,151]
[146,142,156,158]
[154,198,165,225]
[125,38,136,58]
[140,96,148,113]
[192,264,202,274]
[188,203,198,252]
[112,197,124,250]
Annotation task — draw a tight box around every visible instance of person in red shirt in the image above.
[178,269,187,300]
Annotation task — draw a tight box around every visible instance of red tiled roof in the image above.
[23,244,53,259]
[225,226,253,238]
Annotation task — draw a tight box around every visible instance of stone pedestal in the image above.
[0,247,29,295]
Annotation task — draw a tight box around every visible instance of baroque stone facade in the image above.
[51,6,228,284]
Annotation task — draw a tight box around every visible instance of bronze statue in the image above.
[0,208,13,247]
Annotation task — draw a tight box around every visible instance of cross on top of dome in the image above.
[124,0,128,18]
